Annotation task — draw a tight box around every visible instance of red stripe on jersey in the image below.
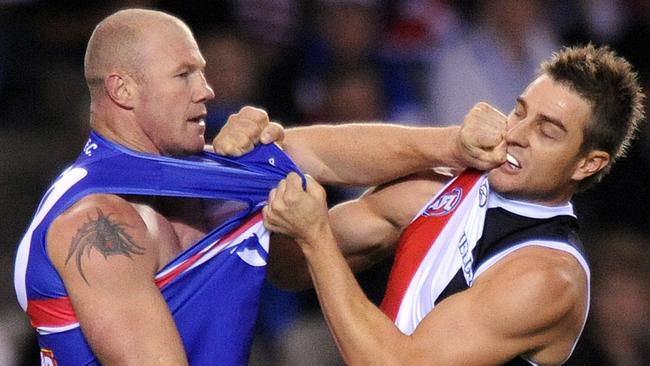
[25,213,265,329]
[27,296,77,328]
[380,170,482,321]
[155,212,264,288]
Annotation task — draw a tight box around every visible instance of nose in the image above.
[194,72,215,103]
[504,116,530,147]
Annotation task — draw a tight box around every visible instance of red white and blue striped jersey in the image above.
[14,131,303,365]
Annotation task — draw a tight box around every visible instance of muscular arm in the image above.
[264,176,589,365]
[214,104,507,186]
[307,242,586,366]
[283,123,463,186]
[47,194,187,366]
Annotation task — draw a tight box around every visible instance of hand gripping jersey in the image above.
[14,131,303,366]
[380,170,590,366]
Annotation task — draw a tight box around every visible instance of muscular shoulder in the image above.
[474,246,588,363]
[47,194,159,284]
[49,194,145,242]
[488,246,586,299]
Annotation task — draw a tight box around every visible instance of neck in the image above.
[501,193,572,208]
[91,115,161,155]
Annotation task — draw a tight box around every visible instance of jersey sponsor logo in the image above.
[423,188,463,216]
[83,138,98,156]
[457,233,474,286]
[40,348,58,366]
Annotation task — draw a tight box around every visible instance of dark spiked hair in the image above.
[540,44,645,191]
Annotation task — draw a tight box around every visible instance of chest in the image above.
[384,206,579,333]
[130,197,249,268]
[129,198,206,268]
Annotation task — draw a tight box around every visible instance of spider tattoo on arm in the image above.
[65,208,145,284]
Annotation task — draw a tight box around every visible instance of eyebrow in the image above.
[174,58,207,73]
[516,97,568,133]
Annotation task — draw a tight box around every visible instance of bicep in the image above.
[69,274,185,365]
[331,171,446,272]
[47,196,187,365]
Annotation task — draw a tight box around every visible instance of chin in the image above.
[186,144,205,155]
[488,172,522,197]
[187,136,206,154]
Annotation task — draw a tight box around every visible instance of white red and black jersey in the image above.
[381,170,590,366]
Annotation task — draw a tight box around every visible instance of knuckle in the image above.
[240,106,268,123]
[270,199,283,212]
[285,194,298,205]
[233,131,252,145]
[215,140,234,154]
[226,112,240,123]
[240,106,256,114]
[239,121,262,137]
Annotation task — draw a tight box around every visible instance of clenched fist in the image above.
[456,102,508,170]
[212,106,284,156]
[263,173,331,247]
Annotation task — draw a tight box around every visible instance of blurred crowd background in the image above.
[1,0,649,365]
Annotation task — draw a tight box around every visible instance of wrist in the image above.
[298,222,337,257]
[443,126,464,169]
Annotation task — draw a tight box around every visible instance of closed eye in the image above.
[539,120,566,140]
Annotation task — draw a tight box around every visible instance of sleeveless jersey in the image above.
[380,170,590,366]
[14,131,303,366]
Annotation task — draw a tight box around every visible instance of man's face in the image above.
[488,74,594,205]
[133,23,215,156]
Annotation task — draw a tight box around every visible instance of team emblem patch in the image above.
[423,187,463,216]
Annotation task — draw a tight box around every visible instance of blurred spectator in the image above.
[568,229,650,365]
[261,0,427,125]
[560,0,630,45]
[200,30,261,140]
[321,66,384,123]
[381,0,458,124]
[577,0,629,43]
[426,0,559,125]
[234,0,303,67]
[292,0,386,122]
[383,0,456,54]
[571,0,650,238]
[0,9,12,100]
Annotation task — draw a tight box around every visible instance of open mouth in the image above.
[188,116,206,125]
[506,153,521,169]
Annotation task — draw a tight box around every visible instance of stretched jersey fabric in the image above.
[380,170,590,366]
[14,131,303,366]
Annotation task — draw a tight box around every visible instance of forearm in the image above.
[283,124,462,186]
[300,228,408,365]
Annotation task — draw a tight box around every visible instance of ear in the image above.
[571,150,610,181]
[104,72,136,109]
